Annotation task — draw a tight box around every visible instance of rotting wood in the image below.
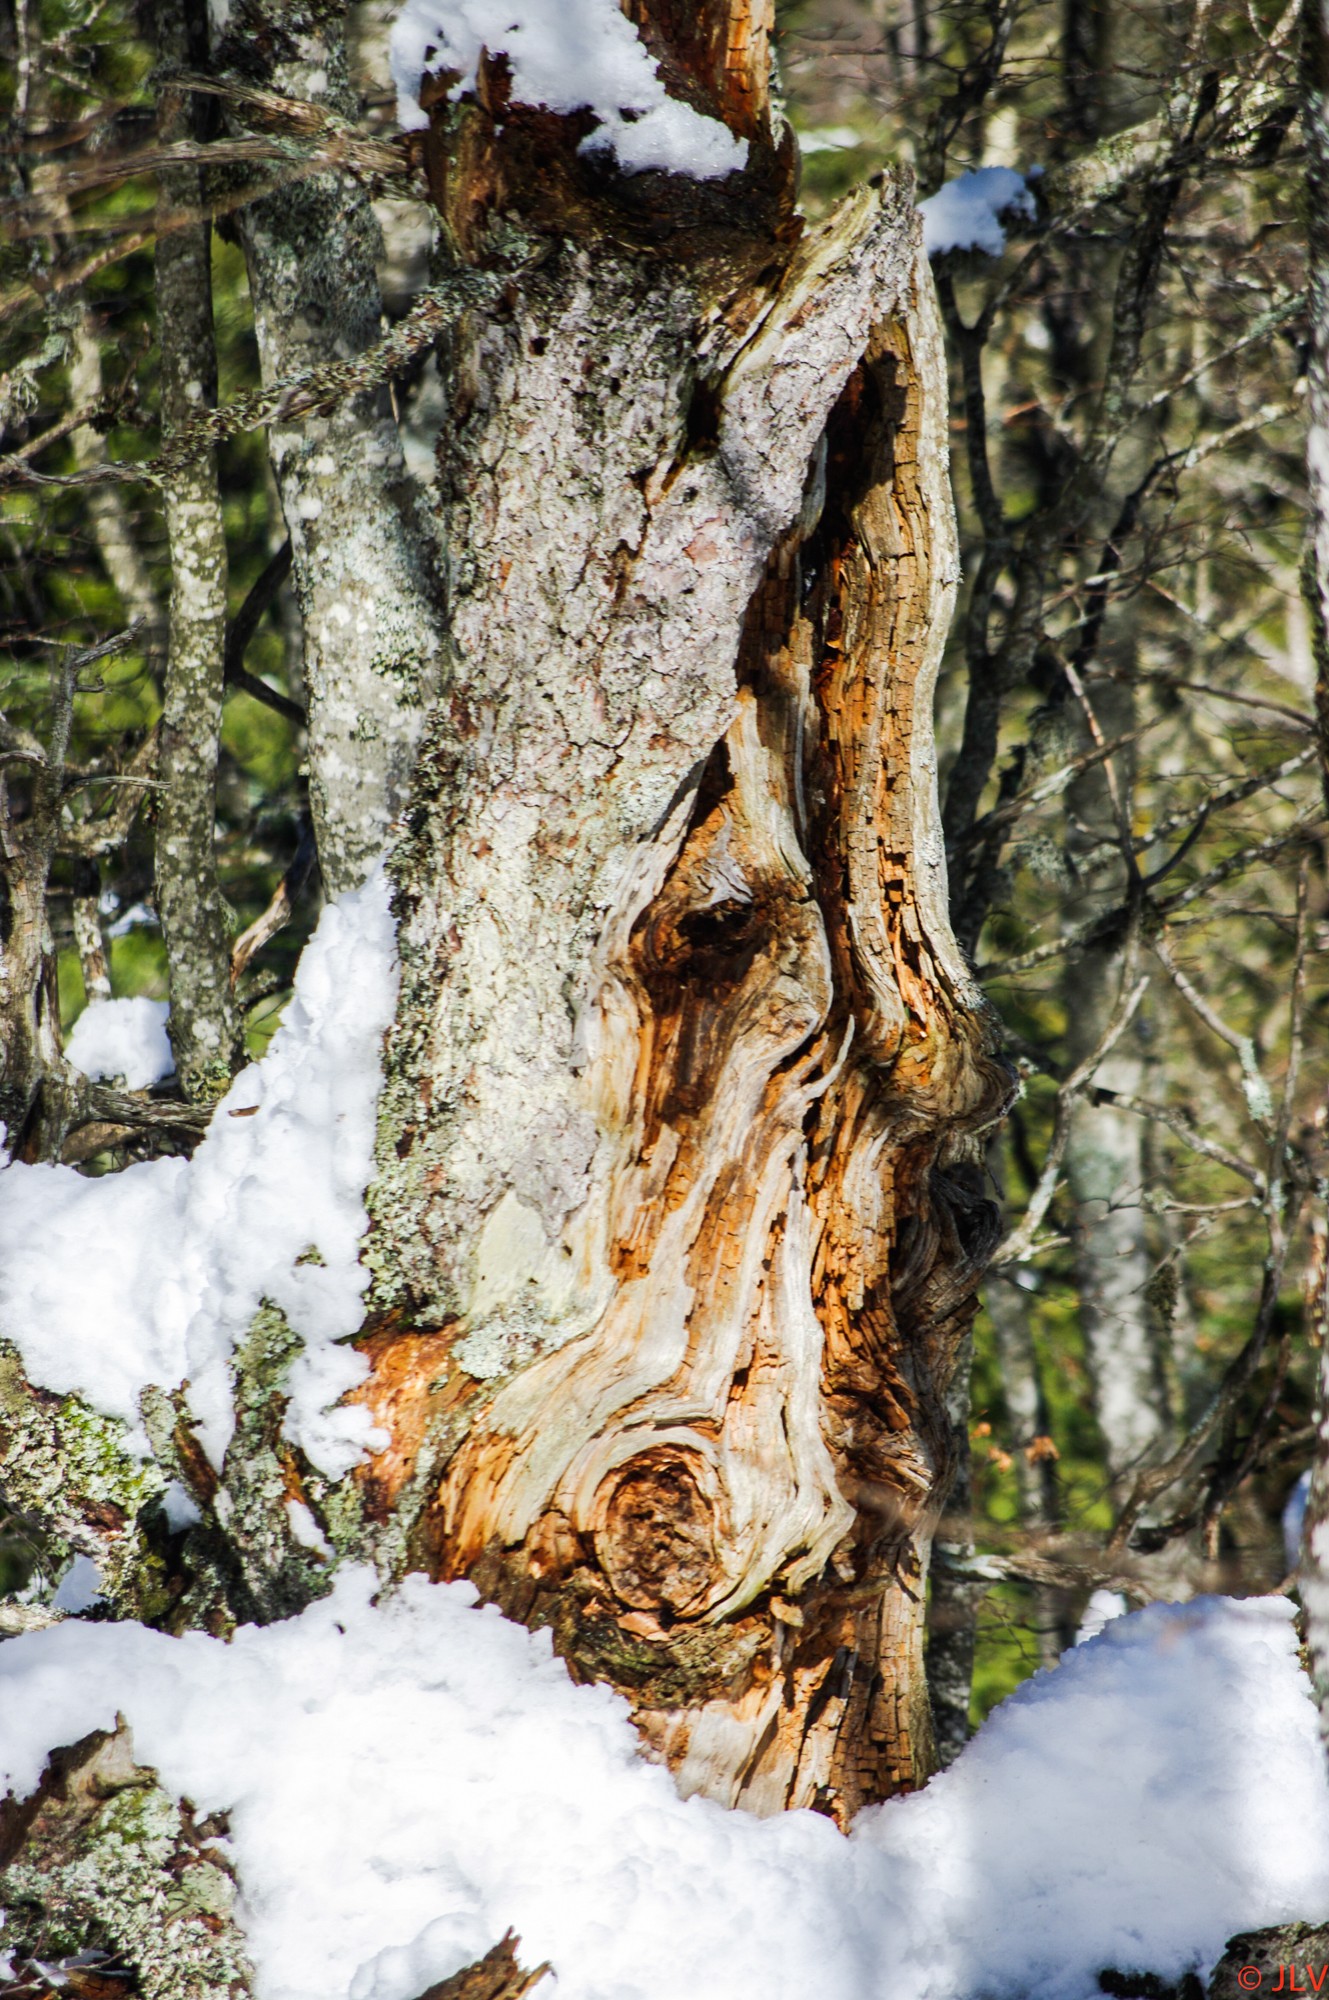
[411,1932,548,2000]
[360,0,1012,1822]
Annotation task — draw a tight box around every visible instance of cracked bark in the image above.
[153,0,240,1101]
[355,2,1010,1821]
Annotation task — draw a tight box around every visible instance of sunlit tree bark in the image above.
[319,0,1012,1815]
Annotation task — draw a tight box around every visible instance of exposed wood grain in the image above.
[412,1932,547,2000]
[364,0,1011,1822]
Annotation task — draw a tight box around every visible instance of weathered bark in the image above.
[417,1934,547,2000]
[356,5,1009,1820]
[226,0,444,896]
[1206,1923,1329,2000]
[153,0,241,1100]
[0,1725,254,2000]
[0,666,79,1161]
[0,777,67,1159]
[70,858,112,1008]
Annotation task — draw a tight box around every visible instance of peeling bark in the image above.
[359,6,1010,1819]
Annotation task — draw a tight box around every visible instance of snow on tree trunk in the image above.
[353,1,1010,1817]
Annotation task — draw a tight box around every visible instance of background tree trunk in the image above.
[153,0,240,1100]
[1299,0,1329,1742]
[227,0,445,898]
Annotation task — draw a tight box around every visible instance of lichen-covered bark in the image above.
[0,1344,167,1615]
[224,0,444,896]
[153,0,241,1101]
[357,7,1009,1819]
[0,1726,253,2000]
[0,667,79,1161]
[0,1301,343,1640]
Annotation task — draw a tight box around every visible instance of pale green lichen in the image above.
[0,1733,254,2000]
[0,1342,165,1614]
[210,1301,339,1622]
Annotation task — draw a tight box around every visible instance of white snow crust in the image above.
[0,868,398,1474]
[1285,1468,1312,1571]
[50,1556,105,1615]
[0,1578,1324,2000]
[65,996,174,1091]
[388,0,748,178]
[920,167,1035,256]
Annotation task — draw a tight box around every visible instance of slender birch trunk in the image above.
[228,1,444,897]
[1298,0,1329,1744]
[153,0,240,1099]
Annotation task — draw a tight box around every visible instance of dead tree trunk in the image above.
[347,1,1010,1819]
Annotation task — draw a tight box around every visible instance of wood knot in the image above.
[594,1448,720,1617]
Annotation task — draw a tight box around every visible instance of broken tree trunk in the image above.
[356,1,1011,1820]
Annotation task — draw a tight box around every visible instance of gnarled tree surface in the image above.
[0,0,1009,1912]
[352,0,1010,1818]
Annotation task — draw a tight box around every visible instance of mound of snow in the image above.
[65,995,174,1091]
[0,1580,1324,2000]
[389,0,747,179]
[0,868,398,1474]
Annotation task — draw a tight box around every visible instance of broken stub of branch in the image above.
[352,0,1013,1822]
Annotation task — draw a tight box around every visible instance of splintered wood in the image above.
[360,0,1012,1825]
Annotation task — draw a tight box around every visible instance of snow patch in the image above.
[0,867,398,1474]
[162,1480,203,1533]
[388,0,748,179]
[65,996,174,1091]
[50,1556,104,1615]
[1074,1587,1127,1644]
[285,1499,333,1558]
[0,1581,1324,2000]
[920,166,1035,257]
